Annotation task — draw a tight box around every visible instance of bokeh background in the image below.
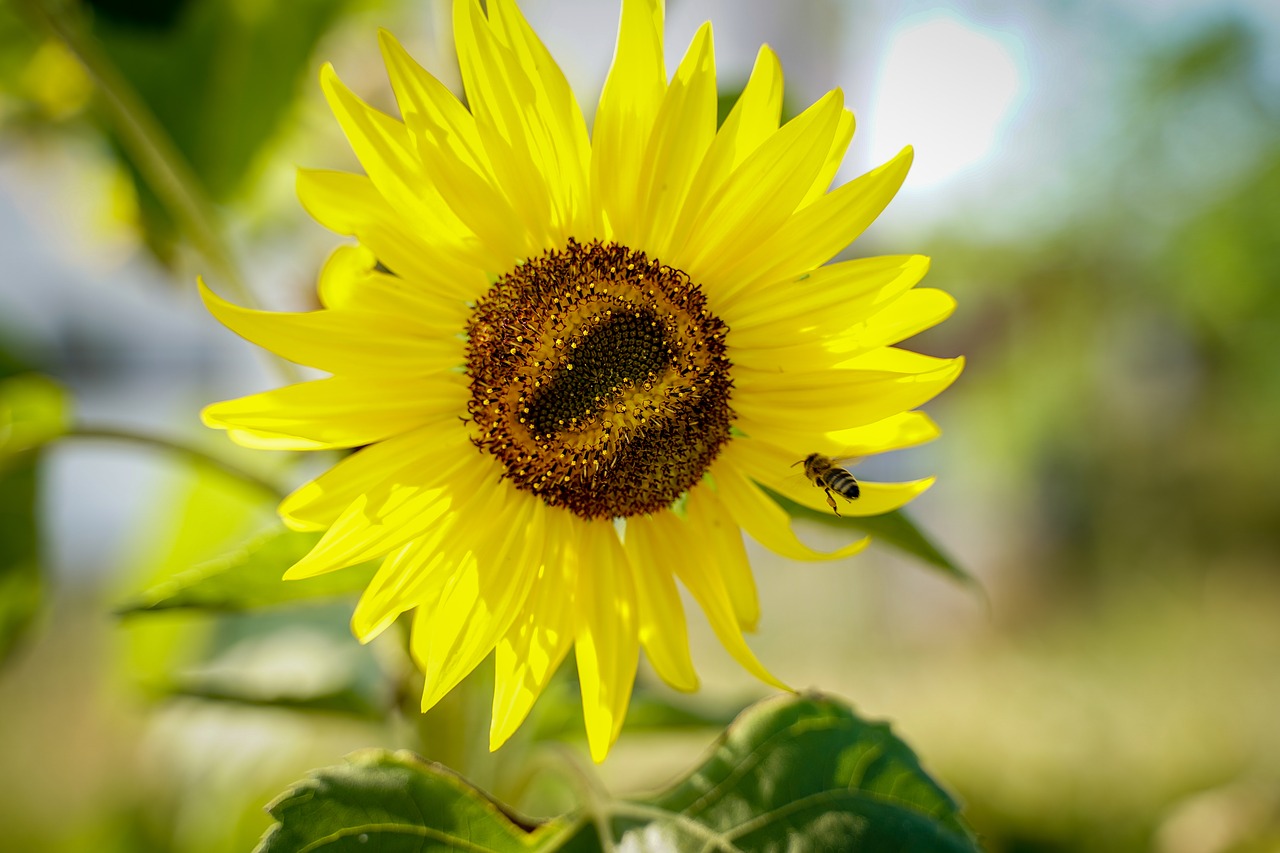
[2,0,1279,850]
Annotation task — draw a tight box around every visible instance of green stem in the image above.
[66,427,286,499]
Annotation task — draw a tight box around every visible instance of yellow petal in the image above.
[350,477,503,640]
[490,509,577,750]
[672,89,845,281]
[721,254,929,335]
[736,410,941,460]
[653,492,787,689]
[681,482,760,632]
[798,106,855,208]
[826,411,941,453]
[199,280,462,376]
[319,64,478,260]
[622,515,699,692]
[592,0,666,242]
[714,146,915,303]
[295,169,489,302]
[632,22,717,257]
[487,0,593,237]
[417,493,547,712]
[709,447,869,562]
[278,423,472,531]
[350,536,449,641]
[822,288,957,355]
[376,30,524,270]
[574,520,639,763]
[730,436,936,518]
[284,444,496,578]
[202,372,467,450]
[454,0,582,251]
[674,45,783,236]
[733,352,964,433]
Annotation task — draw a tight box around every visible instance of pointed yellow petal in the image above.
[653,493,786,690]
[201,373,466,450]
[714,146,915,301]
[376,29,524,271]
[676,45,783,234]
[278,423,471,531]
[826,411,941,454]
[454,0,571,252]
[284,445,495,578]
[574,520,639,763]
[798,106,855,208]
[709,448,869,562]
[350,537,450,641]
[296,170,489,303]
[319,64,479,259]
[681,482,760,632]
[632,22,717,257]
[721,254,930,335]
[592,0,666,242]
[490,509,577,750]
[487,0,592,237]
[672,89,845,280]
[417,494,547,712]
[730,436,937,518]
[349,480,502,641]
[199,280,462,376]
[733,353,964,433]
[622,515,698,692]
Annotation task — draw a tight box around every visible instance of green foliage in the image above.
[87,0,348,257]
[0,369,66,664]
[763,485,971,584]
[117,528,376,614]
[0,455,41,665]
[258,693,980,853]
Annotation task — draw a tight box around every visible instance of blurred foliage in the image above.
[84,0,349,263]
[0,355,63,664]
[1,1,1279,852]
[925,14,1280,597]
[117,528,376,614]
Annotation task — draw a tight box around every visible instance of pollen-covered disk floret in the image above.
[465,239,733,519]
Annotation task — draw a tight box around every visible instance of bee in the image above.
[794,453,860,516]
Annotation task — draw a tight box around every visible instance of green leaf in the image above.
[623,692,981,852]
[117,528,376,614]
[762,484,973,585]
[258,750,549,853]
[257,693,981,853]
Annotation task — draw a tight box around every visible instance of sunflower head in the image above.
[201,0,961,762]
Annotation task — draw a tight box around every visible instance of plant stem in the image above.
[67,427,286,499]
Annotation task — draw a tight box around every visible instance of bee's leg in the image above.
[824,488,840,516]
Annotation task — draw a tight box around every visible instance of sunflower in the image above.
[201,0,961,762]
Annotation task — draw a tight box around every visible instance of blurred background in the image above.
[2,0,1278,850]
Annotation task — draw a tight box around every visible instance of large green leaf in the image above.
[257,693,981,852]
[762,484,973,585]
[117,528,375,614]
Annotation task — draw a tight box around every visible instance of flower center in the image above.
[465,239,733,520]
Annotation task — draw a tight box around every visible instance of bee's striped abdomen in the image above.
[821,467,860,500]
